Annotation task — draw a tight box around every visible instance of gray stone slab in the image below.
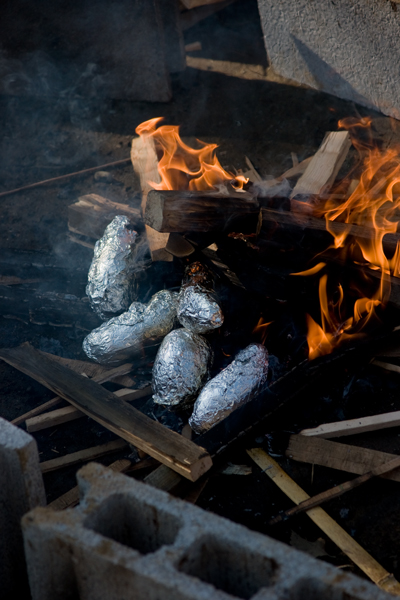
[257,0,400,119]
[23,462,393,600]
[0,417,46,599]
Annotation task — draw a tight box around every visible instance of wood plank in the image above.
[48,459,132,510]
[247,448,400,595]
[145,189,259,232]
[291,131,351,199]
[131,136,172,262]
[144,464,183,491]
[12,361,134,426]
[40,439,128,473]
[270,454,400,525]
[68,193,142,240]
[299,410,400,439]
[26,386,153,432]
[286,435,400,483]
[0,344,212,481]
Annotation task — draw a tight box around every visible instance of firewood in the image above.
[270,454,400,525]
[144,464,184,491]
[144,189,259,232]
[0,344,212,481]
[247,448,400,594]
[290,131,352,200]
[40,439,128,474]
[131,136,172,262]
[286,435,400,483]
[12,361,134,426]
[68,193,142,240]
[300,409,400,439]
[26,386,153,432]
[181,0,237,30]
[48,458,132,510]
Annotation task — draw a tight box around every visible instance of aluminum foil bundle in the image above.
[177,286,223,334]
[177,261,223,334]
[86,215,138,319]
[152,328,213,408]
[189,343,269,433]
[82,289,178,366]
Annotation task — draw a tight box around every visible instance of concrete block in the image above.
[0,0,172,102]
[159,0,186,73]
[0,417,46,599]
[257,0,400,119]
[23,461,393,600]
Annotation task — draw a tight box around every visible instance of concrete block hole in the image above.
[83,494,180,555]
[176,534,279,599]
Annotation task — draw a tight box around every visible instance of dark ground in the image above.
[2,0,400,591]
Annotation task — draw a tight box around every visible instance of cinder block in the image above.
[23,462,392,600]
[257,0,400,119]
[0,417,46,599]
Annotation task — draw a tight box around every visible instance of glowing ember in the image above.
[135,117,247,192]
[297,117,400,359]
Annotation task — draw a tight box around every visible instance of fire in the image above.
[252,318,272,344]
[135,117,247,191]
[300,117,400,359]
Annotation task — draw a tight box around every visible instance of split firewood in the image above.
[184,41,202,52]
[270,454,400,525]
[12,360,134,426]
[144,189,259,232]
[300,408,400,439]
[180,0,237,30]
[290,131,352,201]
[286,435,400,483]
[68,193,142,240]
[0,344,212,481]
[131,136,172,262]
[247,448,400,595]
[40,439,128,474]
[25,387,152,432]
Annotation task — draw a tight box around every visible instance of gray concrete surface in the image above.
[23,462,393,600]
[0,417,46,599]
[257,0,400,119]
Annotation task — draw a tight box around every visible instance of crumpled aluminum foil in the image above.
[152,328,213,408]
[86,215,138,319]
[189,343,269,433]
[82,290,178,366]
[177,285,224,334]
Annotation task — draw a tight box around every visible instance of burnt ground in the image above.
[2,0,400,591]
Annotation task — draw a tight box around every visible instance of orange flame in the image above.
[299,118,400,359]
[252,318,272,344]
[135,117,247,192]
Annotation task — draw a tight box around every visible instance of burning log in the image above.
[82,290,178,366]
[152,329,213,408]
[290,131,352,201]
[189,344,269,433]
[131,135,172,262]
[177,262,224,333]
[68,194,142,241]
[144,189,259,233]
[86,215,139,319]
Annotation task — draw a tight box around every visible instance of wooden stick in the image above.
[26,386,153,432]
[0,344,212,481]
[144,464,183,491]
[247,448,400,595]
[0,158,131,199]
[131,136,172,262]
[145,189,259,232]
[12,361,134,426]
[300,409,400,439]
[373,359,400,375]
[40,439,128,473]
[68,193,142,240]
[290,131,351,199]
[286,435,400,483]
[48,458,132,510]
[270,454,400,525]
